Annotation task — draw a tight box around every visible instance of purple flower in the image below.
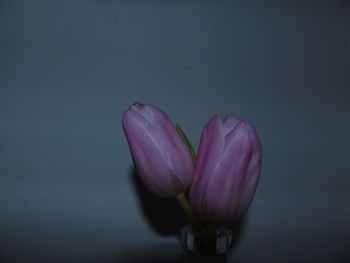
[122,102,194,198]
[189,115,262,225]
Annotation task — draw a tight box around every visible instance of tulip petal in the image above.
[190,115,226,215]
[122,110,173,197]
[203,122,255,223]
[122,102,194,198]
[190,115,262,225]
[222,115,241,134]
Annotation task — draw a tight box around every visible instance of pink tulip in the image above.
[190,115,262,225]
[122,102,194,198]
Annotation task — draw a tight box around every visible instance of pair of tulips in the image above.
[122,102,262,228]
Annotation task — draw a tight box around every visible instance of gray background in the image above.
[0,0,349,262]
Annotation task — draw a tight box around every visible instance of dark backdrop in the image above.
[0,0,349,262]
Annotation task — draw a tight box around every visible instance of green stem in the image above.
[176,192,202,231]
[177,193,220,255]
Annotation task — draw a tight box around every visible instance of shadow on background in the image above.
[129,167,188,236]
[129,167,248,258]
[111,243,183,263]
[113,242,243,263]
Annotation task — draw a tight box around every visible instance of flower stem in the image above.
[176,192,202,231]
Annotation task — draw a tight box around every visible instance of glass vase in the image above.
[180,224,233,262]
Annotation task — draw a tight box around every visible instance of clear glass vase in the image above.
[180,224,233,261]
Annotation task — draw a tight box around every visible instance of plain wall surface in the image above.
[0,1,349,262]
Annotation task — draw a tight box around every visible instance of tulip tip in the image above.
[133,101,145,107]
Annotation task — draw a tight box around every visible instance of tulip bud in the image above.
[122,102,194,198]
[189,115,262,225]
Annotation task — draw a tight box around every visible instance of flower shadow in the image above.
[129,167,247,252]
[113,242,241,263]
[129,167,187,236]
[112,242,183,263]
